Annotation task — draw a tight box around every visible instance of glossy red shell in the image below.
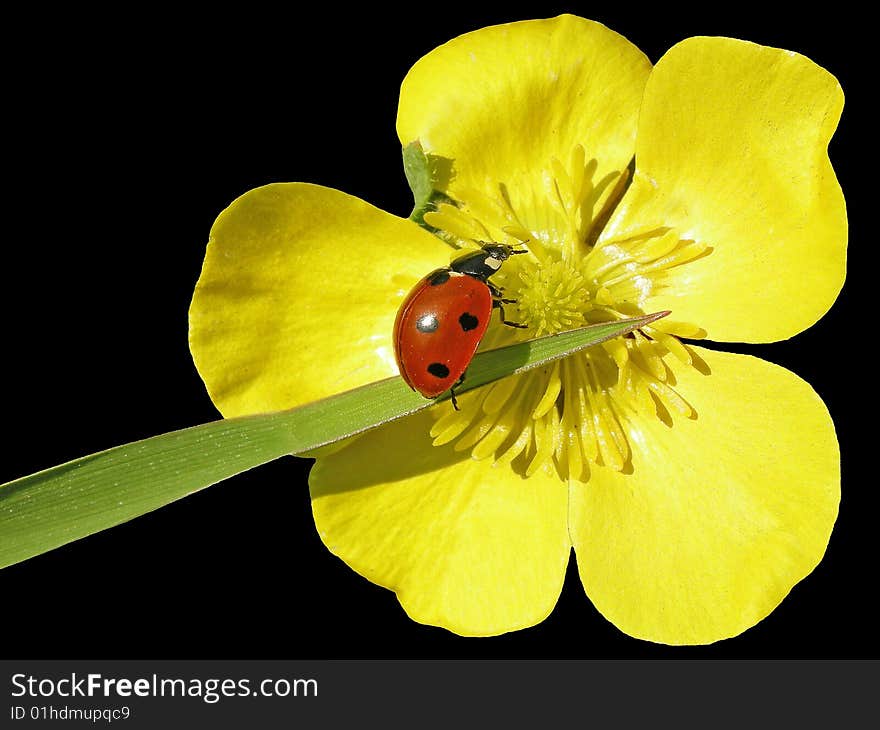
[394,270,493,397]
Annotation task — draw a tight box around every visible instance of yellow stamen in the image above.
[423,146,710,479]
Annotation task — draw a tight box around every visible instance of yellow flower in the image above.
[189,16,845,644]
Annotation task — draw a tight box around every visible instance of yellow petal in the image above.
[602,37,846,342]
[397,15,651,248]
[570,347,839,644]
[310,409,570,636]
[189,183,448,417]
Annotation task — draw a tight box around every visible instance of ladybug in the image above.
[394,242,527,410]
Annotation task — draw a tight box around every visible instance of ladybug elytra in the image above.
[393,242,527,410]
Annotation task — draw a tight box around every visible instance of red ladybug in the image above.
[394,243,527,409]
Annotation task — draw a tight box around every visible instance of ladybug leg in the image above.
[449,373,466,411]
[487,281,518,303]
[493,299,527,328]
[488,282,517,305]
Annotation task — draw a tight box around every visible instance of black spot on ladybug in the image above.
[459,312,479,332]
[416,314,439,333]
[427,362,450,379]
[429,271,450,286]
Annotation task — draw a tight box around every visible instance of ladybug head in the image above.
[451,241,528,281]
[480,242,527,263]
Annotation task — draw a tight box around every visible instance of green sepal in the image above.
[402,140,454,227]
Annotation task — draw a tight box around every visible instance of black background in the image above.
[3,5,873,659]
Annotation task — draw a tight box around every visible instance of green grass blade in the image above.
[0,312,666,569]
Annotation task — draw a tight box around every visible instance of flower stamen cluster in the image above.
[424,145,706,477]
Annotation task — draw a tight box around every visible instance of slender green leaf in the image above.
[0,312,667,569]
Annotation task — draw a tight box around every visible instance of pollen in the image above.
[425,146,708,480]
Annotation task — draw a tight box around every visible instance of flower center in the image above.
[513,257,592,336]
[422,146,708,480]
